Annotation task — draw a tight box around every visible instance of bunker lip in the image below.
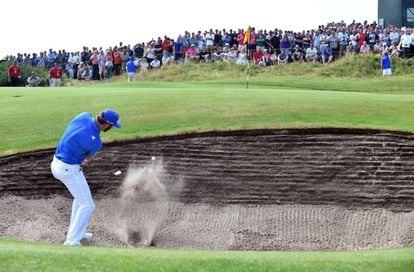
[0,128,413,250]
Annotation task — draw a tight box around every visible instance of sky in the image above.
[1,0,377,57]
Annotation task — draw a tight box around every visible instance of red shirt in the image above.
[49,67,62,78]
[8,64,21,77]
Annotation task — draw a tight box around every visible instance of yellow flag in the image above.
[243,26,250,44]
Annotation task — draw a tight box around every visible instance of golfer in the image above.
[51,109,121,246]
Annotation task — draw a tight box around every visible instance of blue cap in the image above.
[101,109,121,128]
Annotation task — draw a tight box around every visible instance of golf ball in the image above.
[114,170,122,176]
[151,156,156,161]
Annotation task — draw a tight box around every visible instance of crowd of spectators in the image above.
[2,19,411,85]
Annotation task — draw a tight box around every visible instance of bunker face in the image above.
[0,128,413,250]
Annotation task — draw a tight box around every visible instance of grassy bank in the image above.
[0,239,413,272]
[1,78,414,155]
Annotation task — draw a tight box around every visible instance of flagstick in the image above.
[246,48,250,89]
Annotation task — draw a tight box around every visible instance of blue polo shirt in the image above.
[55,112,102,165]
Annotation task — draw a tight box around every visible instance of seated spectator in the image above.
[291,45,304,63]
[277,51,288,65]
[236,48,248,65]
[150,56,161,69]
[345,41,354,55]
[77,62,90,80]
[389,41,400,57]
[360,41,371,54]
[228,46,239,62]
[162,51,173,66]
[185,44,199,63]
[306,45,318,62]
[321,44,333,64]
[26,71,41,87]
[253,48,264,65]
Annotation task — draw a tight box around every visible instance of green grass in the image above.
[0,239,413,272]
[1,74,414,271]
[2,76,414,155]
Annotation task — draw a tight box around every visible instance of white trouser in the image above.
[51,156,95,245]
[127,72,136,82]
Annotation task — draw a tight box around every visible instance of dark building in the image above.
[378,0,414,28]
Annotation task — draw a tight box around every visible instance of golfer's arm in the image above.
[82,156,94,167]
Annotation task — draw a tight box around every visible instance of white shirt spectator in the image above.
[400,33,412,48]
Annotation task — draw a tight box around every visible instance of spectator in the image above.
[321,44,333,64]
[277,51,288,65]
[26,71,41,87]
[237,29,246,52]
[381,51,392,76]
[145,42,156,68]
[113,48,122,75]
[49,62,63,87]
[236,48,248,65]
[98,50,105,80]
[162,51,173,66]
[253,48,264,65]
[292,45,304,63]
[256,30,266,52]
[90,51,100,80]
[399,28,412,58]
[77,62,89,80]
[389,41,401,57]
[306,44,318,62]
[174,37,183,63]
[359,41,371,54]
[105,51,113,80]
[7,61,21,87]
[126,57,137,82]
[134,43,144,59]
[150,56,161,69]
[185,44,199,63]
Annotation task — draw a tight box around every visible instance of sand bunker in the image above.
[0,128,413,250]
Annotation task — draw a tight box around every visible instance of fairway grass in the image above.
[2,76,414,156]
[0,239,413,272]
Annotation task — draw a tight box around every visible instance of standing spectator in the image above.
[49,62,63,87]
[145,42,156,68]
[337,28,349,57]
[356,29,366,52]
[121,47,130,73]
[174,37,183,63]
[389,28,400,46]
[134,43,144,59]
[280,33,291,55]
[154,38,163,66]
[26,71,41,87]
[7,61,21,87]
[237,29,246,52]
[247,27,257,58]
[256,30,266,52]
[399,28,412,58]
[113,48,122,75]
[98,51,105,80]
[104,51,113,80]
[126,57,137,82]
[381,51,392,76]
[90,51,100,80]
